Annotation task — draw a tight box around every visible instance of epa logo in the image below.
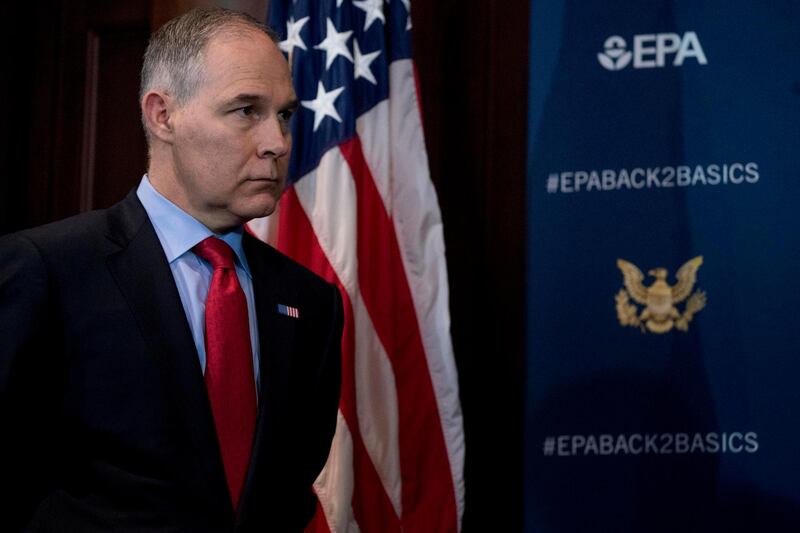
[598,32,708,71]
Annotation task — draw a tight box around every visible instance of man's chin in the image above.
[237,195,282,221]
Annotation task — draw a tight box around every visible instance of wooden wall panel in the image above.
[1,2,62,233]
[0,0,151,230]
[413,2,528,530]
[81,27,149,210]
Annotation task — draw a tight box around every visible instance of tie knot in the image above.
[193,237,236,270]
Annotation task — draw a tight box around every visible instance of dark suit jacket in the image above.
[0,190,342,532]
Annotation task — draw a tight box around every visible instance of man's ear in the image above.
[142,90,176,143]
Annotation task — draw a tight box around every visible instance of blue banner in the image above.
[525,2,800,531]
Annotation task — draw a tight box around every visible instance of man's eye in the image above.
[236,106,255,117]
[278,109,295,123]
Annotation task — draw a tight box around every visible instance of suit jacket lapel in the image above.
[238,233,298,513]
[104,190,232,518]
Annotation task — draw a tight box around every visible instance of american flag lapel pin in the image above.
[277,304,300,319]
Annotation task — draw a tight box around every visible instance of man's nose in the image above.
[257,116,290,159]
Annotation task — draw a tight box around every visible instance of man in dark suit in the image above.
[0,8,342,531]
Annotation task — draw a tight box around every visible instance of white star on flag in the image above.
[401,0,412,30]
[353,0,385,31]
[313,18,353,70]
[301,81,345,131]
[279,16,310,56]
[353,40,381,85]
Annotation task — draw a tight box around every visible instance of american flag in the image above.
[248,0,464,531]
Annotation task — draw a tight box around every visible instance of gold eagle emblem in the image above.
[615,256,706,334]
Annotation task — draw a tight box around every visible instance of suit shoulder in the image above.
[0,212,109,272]
[243,234,336,294]
[9,210,107,246]
[2,191,144,255]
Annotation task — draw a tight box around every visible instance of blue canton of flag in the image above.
[269,0,412,182]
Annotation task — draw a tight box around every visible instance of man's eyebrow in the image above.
[224,93,263,106]
[224,95,299,111]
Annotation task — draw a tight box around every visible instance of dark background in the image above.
[0,1,527,530]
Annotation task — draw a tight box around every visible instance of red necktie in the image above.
[193,237,257,509]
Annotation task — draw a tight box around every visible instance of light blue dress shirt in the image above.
[136,176,261,394]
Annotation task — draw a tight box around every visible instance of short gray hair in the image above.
[140,7,278,125]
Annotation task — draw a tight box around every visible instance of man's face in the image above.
[168,29,297,232]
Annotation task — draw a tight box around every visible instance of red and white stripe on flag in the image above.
[248,27,464,533]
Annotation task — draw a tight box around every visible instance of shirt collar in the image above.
[136,175,252,278]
